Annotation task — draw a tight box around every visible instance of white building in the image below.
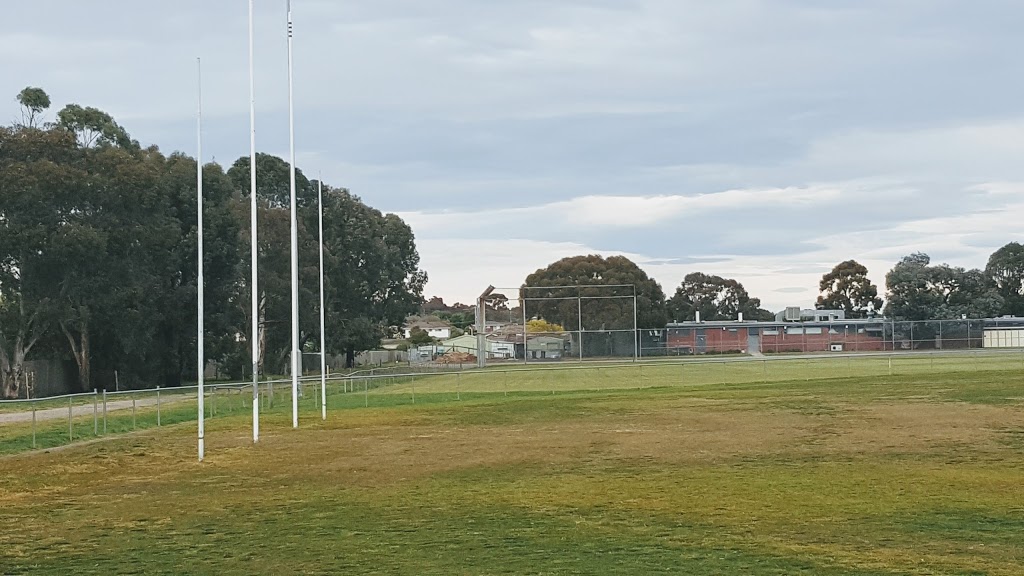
[983,327,1024,348]
[403,320,453,340]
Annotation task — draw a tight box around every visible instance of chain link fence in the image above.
[450,318,1024,361]
[3,348,1023,456]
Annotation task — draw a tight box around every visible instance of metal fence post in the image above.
[68,395,73,442]
[32,400,37,448]
[102,389,107,434]
[888,355,893,376]
[156,386,161,427]
[457,372,462,401]
[763,359,768,383]
[93,389,98,435]
[132,394,137,430]
[364,379,368,408]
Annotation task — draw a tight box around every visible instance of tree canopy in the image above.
[885,253,1004,320]
[986,242,1024,317]
[526,319,565,333]
[668,272,774,322]
[816,260,883,318]
[0,87,425,398]
[523,255,668,330]
[16,86,50,127]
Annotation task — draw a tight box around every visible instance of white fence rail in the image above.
[2,348,1022,455]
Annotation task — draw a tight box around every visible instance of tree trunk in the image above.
[1,341,29,399]
[257,291,267,377]
[76,331,91,392]
[1,368,22,399]
[61,321,91,392]
[1,305,44,399]
[345,347,355,369]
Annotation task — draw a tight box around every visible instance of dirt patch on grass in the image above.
[181,405,827,489]
[8,398,1022,502]
[825,402,1024,457]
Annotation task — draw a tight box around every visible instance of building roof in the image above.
[528,335,568,344]
[407,321,453,330]
[440,334,477,346]
[666,318,888,329]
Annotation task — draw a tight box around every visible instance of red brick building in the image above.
[665,320,890,354]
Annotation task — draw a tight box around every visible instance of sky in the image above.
[4,0,1024,312]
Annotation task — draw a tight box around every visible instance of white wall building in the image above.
[983,327,1024,348]
[403,321,453,340]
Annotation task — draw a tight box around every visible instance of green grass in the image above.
[2,351,1024,455]
[2,357,1024,574]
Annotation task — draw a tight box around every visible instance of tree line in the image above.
[0,88,425,399]
[516,246,1024,332]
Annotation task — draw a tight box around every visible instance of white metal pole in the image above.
[633,288,639,361]
[578,294,583,362]
[522,295,528,365]
[249,0,260,443]
[318,177,327,420]
[478,299,487,368]
[287,0,300,429]
[197,57,206,462]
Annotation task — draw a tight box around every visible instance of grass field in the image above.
[2,357,1024,574]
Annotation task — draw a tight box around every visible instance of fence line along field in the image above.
[2,353,1024,574]
[2,350,1024,455]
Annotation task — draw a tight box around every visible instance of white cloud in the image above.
[420,181,1024,312]
[5,0,1024,316]
[417,238,610,303]
[401,184,846,234]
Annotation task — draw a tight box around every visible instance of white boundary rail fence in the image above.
[2,348,1023,454]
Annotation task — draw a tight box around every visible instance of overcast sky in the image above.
[4,0,1024,311]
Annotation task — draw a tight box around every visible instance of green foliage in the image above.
[0,88,425,393]
[317,187,426,367]
[669,272,773,322]
[986,242,1024,316]
[55,103,135,149]
[228,152,314,209]
[406,327,434,346]
[0,125,80,397]
[436,310,474,330]
[16,86,50,127]
[524,255,668,330]
[886,253,1004,320]
[527,319,564,333]
[816,259,883,318]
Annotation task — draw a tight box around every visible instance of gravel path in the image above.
[0,395,189,425]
